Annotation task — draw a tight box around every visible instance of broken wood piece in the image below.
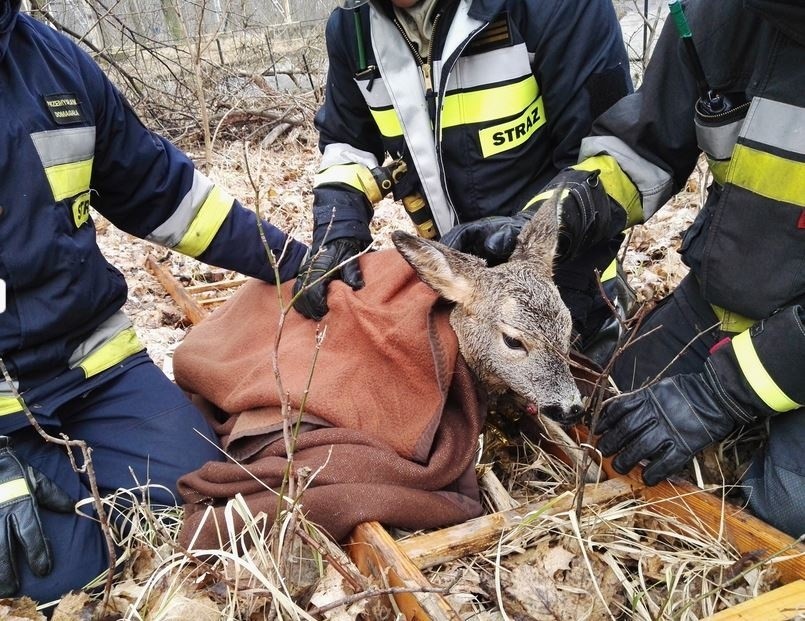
[185,278,248,294]
[569,425,805,584]
[703,579,805,620]
[397,478,635,571]
[144,254,209,325]
[347,522,461,621]
[479,468,520,513]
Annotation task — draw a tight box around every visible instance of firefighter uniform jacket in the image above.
[312,0,632,242]
[574,0,805,416]
[0,4,307,433]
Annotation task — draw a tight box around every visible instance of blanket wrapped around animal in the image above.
[174,249,487,546]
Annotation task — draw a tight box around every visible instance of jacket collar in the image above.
[0,0,20,60]
[745,0,805,45]
[466,0,506,22]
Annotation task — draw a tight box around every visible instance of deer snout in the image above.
[539,400,584,427]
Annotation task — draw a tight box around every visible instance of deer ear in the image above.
[509,193,561,276]
[391,230,484,305]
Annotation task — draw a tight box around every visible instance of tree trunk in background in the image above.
[160,0,184,40]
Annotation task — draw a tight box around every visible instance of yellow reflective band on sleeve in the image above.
[0,478,30,503]
[313,164,383,203]
[572,155,644,227]
[707,157,730,186]
[0,396,23,417]
[44,158,93,202]
[370,108,404,138]
[174,185,234,258]
[442,76,539,129]
[523,188,572,211]
[732,330,802,412]
[729,144,805,207]
[600,259,618,282]
[478,96,546,158]
[711,304,757,334]
[79,328,145,379]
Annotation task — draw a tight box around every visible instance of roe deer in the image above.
[391,201,584,426]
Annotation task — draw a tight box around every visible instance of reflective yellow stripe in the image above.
[729,144,805,207]
[44,158,93,201]
[732,330,801,412]
[0,478,29,503]
[0,396,23,417]
[573,155,643,227]
[478,96,546,158]
[442,76,538,128]
[79,328,145,378]
[370,108,404,138]
[314,164,383,203]
[711,304,757,334]
[707,157,730,186]
[524,188,565,210]
[174,185,234,258]
[600,259,618,282]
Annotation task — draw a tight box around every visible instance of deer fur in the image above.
[391,202,583,426]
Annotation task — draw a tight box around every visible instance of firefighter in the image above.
[292,0,633,332]
[444,0,805,537]
[0,0,307,601]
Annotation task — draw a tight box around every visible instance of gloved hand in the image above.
[441,169,622,265]
[595,368,750,486]
[0,436,75,596]
[292,237,369,320]
[596,305,805,486]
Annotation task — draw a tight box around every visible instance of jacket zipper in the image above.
[393,13,441,119]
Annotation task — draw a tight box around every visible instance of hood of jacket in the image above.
[745,0,805,45]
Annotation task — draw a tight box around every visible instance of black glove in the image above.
[292,237,369,320]
[441,169,623,265]
[0,436,75,596]
[596,305,805,486]
[595,367,751,486]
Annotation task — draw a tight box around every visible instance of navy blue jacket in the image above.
[312,0,632,241]
[0,1,306,431]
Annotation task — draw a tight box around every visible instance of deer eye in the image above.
[502,334,526,351]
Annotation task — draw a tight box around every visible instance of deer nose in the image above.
[540,403,584,424]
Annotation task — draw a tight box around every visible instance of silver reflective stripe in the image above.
[355,76,394,109]
[440,0,486,74]
[695,117,744,161]
[740,97,805,155]
[67,310,132,368]
[30,127,95,167]
[319,143,379,171]
[436,43,531,92]
[146,170,215,247]
[579,135,673,219]
[370,3,456,235]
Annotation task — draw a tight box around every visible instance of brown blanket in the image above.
[174,249,487,544]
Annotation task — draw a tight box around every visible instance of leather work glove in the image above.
[594,372,746,485]
[441,169,623,265]
[292,237,369,320]
[596,305,805,486]
[0,436,75,596]
[292,196,373,320]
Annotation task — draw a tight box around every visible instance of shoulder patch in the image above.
[466,14,512,55]
[43,93,86,125]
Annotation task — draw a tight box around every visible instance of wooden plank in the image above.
[704,579,805,620]
[144,254,209,325]
[347,522,461,621]
[569,426,805,584]
[399,478,635,570]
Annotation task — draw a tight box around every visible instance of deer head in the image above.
[392,202,583,426]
